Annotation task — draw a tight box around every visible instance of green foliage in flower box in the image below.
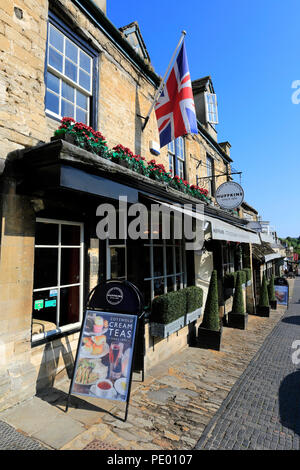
[224,269,250,289]
[201,270,220,331]
[53,118,211,204]
[185,286,203,313]
[150,286,203,325]
[150,289,187,325]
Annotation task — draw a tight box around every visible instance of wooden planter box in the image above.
[256,305,271,317]
[270,300,277,310]
[228,312,248,330]
[197,325,222,351]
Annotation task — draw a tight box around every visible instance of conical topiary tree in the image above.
[268,275,276,302]
[259,273,270,307]
[232,271,245,314]
[201,270,220,331]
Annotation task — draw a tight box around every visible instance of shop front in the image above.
[195,214,260,319]
[0,138,211,397]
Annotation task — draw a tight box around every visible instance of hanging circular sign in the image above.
[216,181,244,210]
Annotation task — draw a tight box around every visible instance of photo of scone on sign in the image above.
[81,335,109,358]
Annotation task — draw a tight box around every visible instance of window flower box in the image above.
[150,315,186,338]
[185,307,202,325]
[52,119,210,203]
[149,287,203,338]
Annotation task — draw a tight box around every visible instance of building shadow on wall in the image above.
[35,336,74,395]
[279,370,300,437]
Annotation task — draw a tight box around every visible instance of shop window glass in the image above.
[110,247,126,280]
[144,239,186,301]
[32,219,83,342]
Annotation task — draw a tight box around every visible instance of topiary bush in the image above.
[232,271,245,314]
[201,270,220,331]
[268,275,276,302]
[242,268,252,283]
[186,286,203,313]
[150,286,204,325]
[151,289,187,324]
[259,273,270,307]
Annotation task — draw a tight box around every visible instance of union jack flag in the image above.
[155,41,198,148]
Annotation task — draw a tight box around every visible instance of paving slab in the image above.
[1,397,61,436]
[31,413,85,449]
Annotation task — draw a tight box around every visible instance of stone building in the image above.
[0,0,263,410]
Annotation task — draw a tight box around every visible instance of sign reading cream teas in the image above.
[216,181,244,210]
[71,310,137,402]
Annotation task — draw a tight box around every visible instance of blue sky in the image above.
[108,0,300,238]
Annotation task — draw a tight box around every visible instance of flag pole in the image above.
[141,30,186,131]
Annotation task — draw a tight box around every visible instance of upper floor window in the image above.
[168,137,185,179]
[205,92,218,125]
[45,14,98,126]
[206,155,215,196]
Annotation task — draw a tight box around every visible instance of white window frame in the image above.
[168,137,185,179]
[45,23,93,124]
[205,92,218,125]
[106,239,127,280]
[32,218,84,343]
[144,238,186,301]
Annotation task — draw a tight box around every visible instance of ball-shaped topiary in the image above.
[201,270,220,331]
[259,273,270,307]
[232,271,245,314]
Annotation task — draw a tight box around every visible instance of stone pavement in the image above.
[196,277,300,450]
[0,282,294,450]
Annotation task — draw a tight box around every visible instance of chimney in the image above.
[219,141,231,157]
[93,0,106,14]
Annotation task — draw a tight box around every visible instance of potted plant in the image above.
[147,159,172,183]
[268,274,277,310]
[51,117,108,157]
[228,271,248,329]
[111,144,133,168]
[198,270,222,350]
[149,289,187,338]
[256,273,270,317]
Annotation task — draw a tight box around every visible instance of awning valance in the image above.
[260,232,275,244]
[205,215,261,244]
[149,199,261,244]
[264,252,283,263]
